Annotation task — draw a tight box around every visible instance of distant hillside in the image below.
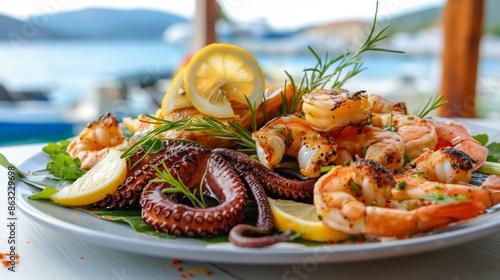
[384,1,500,36]
[0,14,54,40]
[0,8,187,40]
[382,7,442,35]
[0,14,23,39]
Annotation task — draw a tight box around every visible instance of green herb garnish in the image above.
[383,114,395,132]
[151,162,206,208]
[414,93,448,118]
[396,180,406,190]
[349,181,362,196]
[186,117,256,151]
[280,1,403,114]
[423,192,455,204]
[43,140,86,180]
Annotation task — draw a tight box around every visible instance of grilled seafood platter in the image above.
[19,40,500,248]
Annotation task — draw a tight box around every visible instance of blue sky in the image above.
[1,0,444,30]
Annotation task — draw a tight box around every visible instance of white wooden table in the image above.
[1,119,500,280]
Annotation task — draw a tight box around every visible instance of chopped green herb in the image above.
[414,172,425,178]
[383,114,395,132]
[396,180,406,190]
[349,181,362,196]
[406,203,415,211]
[403,154,413,165]
[423,192,456,204]
[454,194,467,201]
[273,126,283,134]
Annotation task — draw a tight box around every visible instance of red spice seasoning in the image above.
[172,258,183,265]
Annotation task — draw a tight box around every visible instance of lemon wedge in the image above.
[268,198,351,242]
[51,149,127,206]
[161,67,193,115]
[183,43,265,118]
[122,117,141,134]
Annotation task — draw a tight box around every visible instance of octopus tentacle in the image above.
[140,153,248,237]
[94,147,158,209]
[213,148,317,203]
[94,141,210,209]
[229,172,295,248]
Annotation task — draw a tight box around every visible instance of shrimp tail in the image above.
[415,201,485,233]
[483,174,500,190]
[364,201,484,237]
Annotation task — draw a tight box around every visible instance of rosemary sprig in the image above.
[244,95,259,132]
[185,117,256,150]
[414,93,448,118]
[121,115,191,159]
[281,1,404,114]
[151,162,206,208]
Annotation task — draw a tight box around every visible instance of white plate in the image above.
[17,120,500,264]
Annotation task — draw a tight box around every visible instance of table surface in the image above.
[1,119,500,280]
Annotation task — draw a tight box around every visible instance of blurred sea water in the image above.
[0,40,499,145]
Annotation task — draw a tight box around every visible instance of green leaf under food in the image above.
[28,186,59,200]
[79,208,230,242]
[23,169,72,190]
[486,142,500,163]
[0,152,26,178]
[473,134,489,146]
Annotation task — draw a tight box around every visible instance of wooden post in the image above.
[439,0,484,118]
[192,0,218,53]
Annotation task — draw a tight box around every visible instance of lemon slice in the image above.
[51,149,127,206]
[184,43,265,118]
[122,117,141,134]
[268,198,351,242]
[161,67,193,115]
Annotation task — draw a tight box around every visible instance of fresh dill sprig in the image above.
[281,1,404,114]
[151,162,206,208]
[414,93,448,118]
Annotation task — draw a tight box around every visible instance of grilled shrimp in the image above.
[368,93,408,114]
[332,126,405,172]
[372,114,437,159]
[302,89,371,132]
[427,119,488,171]
[314,159,484,237]
[252,115,337,178]
[403,147,476,184]
[67,113,126,170]
[392,147,499,208]
[391,177,500,209]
